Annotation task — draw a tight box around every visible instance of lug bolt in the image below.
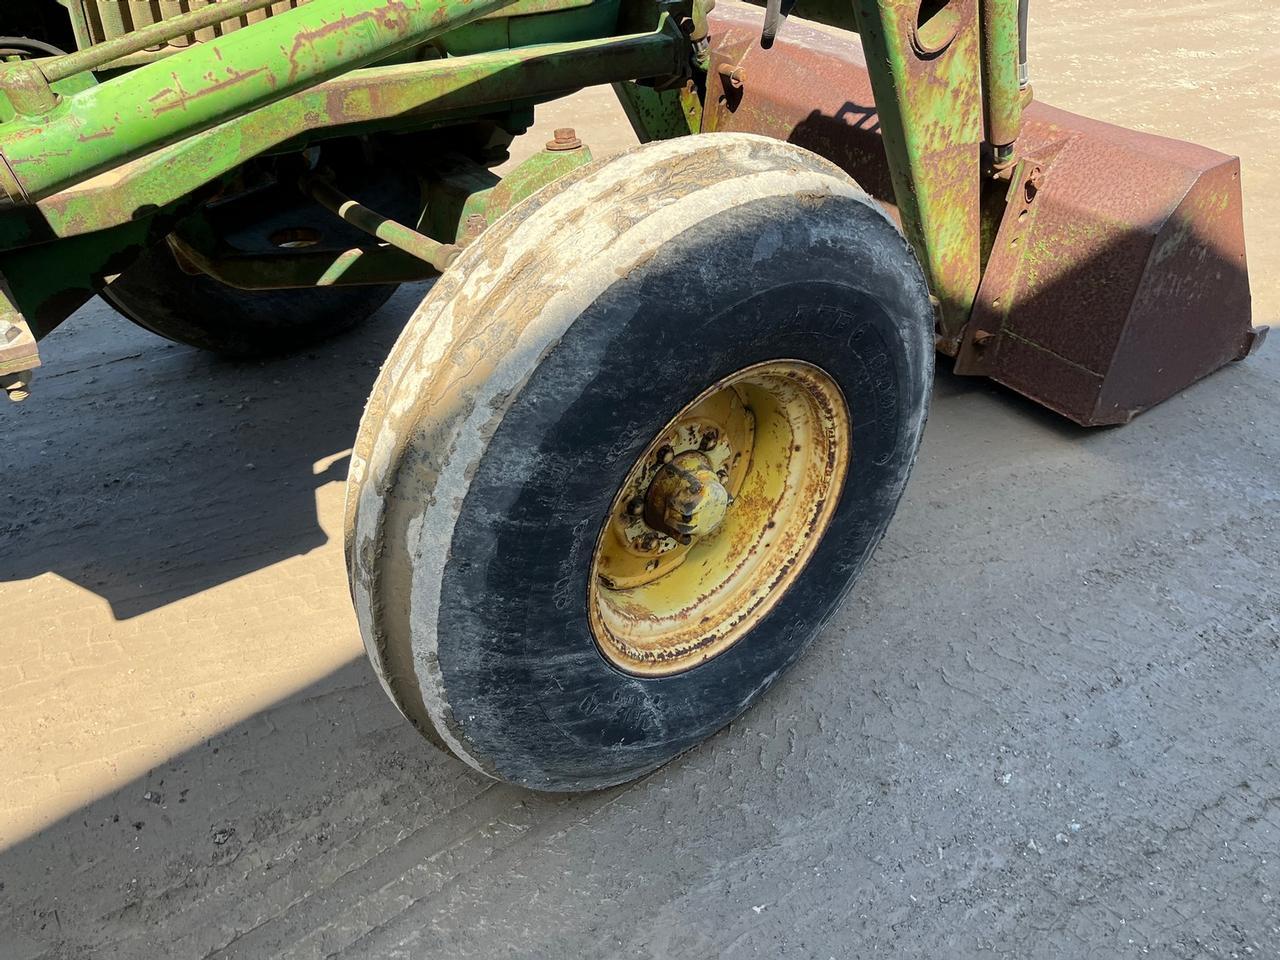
[546,127,582,151]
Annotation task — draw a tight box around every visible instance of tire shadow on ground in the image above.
[0,284,428,620]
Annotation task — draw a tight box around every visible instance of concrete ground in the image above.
[2,1,1277,957]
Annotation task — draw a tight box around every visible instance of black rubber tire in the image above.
[102,242,398,358]
[346,134,934,791]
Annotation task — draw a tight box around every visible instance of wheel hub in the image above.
[643,450,731,542]
[588,360,851,677]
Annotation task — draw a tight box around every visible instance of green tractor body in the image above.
[0,0,1260,423]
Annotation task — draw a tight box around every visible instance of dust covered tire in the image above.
[345,134,933,790]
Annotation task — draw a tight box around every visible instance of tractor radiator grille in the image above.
[70,1,310,53]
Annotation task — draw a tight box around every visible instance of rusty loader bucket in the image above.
[704,4,1262,425]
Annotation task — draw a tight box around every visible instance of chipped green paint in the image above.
[612,79,701,141]
[0,0,528,201]
[423,138,595,244]
[485,142,596,214]
[0,0,687,342]
[853,0,984,343]
[979,0,1021,153]
[4,22,682,243]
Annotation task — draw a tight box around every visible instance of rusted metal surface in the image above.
[593,380,755,591]
[716,61,744,88]
[0,0,1258,427]
[545,126,583,150]
[643,450,731,541]
[703,10,896,204]
[64,0,599,70]
[0,154,28,208]
[705,6,1260,425]
[423,136,594,244]
[69,0,308,53]
[848,0,984,342]
[956,104,1259,425]
[0,61,60,116]
[168,123,592,290]
[612,78,703,142]
[706,0,989,320]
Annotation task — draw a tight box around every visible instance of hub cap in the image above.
[589,360,851,676]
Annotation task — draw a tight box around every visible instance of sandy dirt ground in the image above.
[2,1,1277,957]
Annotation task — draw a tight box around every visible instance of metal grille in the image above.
[73,1,310,50]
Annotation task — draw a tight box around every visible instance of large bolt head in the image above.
[643,451,730,541]
[545,127,583,151]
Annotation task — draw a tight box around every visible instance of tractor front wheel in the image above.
[346,134,934,790]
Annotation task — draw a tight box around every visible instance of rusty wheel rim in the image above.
[588,360,851,677]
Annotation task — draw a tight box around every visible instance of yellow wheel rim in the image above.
[589,360,851,677]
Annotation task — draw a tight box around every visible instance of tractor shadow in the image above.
[0,282,429,620]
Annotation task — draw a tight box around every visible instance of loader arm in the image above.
[0,0,692,379]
